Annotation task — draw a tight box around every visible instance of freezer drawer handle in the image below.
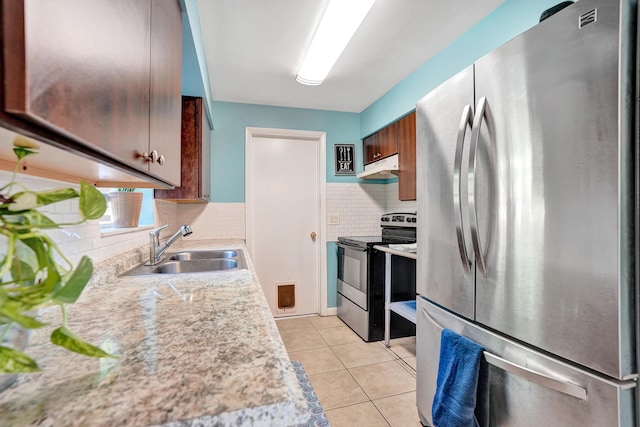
[483,352,587,401]
[468,96,489,276]
[420,306,587,401]
[453,104,474,274]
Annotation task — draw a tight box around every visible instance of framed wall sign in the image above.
[334,144,355,175]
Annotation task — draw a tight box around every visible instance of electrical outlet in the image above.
[328,213,340,225]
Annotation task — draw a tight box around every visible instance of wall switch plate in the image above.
[328,213,340,225]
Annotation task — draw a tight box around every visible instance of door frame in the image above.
[245,127,328,316]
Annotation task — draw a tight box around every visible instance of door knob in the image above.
[310,232,317,239]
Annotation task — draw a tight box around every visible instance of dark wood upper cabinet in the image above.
[362,112,416,200]
[363,125,398,165]
[397,112,416,201]
[1,0,182,186]
[155,97,211,203]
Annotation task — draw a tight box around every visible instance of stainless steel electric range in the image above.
[336,212,416,342]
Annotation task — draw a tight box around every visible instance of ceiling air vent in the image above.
[579,8,597,28]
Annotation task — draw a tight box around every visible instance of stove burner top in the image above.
[337,212,417,249]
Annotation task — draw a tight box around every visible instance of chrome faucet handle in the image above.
[150,224,170,236]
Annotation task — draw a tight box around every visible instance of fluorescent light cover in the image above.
[296,0,375,86]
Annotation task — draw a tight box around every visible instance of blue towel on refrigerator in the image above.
[432,329,486,427]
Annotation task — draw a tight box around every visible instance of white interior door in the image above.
[246,128,325,317]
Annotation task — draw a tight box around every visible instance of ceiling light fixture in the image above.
[296,0,376,86]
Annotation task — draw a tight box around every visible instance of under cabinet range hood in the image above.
[357,154,399,179]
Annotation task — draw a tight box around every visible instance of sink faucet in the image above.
[146,224,193,265]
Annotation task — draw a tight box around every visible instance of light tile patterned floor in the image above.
[276,315,422,427]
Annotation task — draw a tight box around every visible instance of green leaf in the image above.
[79,182,107,220]
[36,187,79,207]
[50,327,114,358]
[8,187,79,212]
[0,305,45,329]
[7,191,38,211]
[52,256,92,304]
[0,345,40,373]
[10,240,38,285]
[40,263,62,295]
[20,211,58,228]
[20,237,48,270]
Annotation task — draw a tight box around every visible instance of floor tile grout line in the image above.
[393,357,417,378]
[279,315,416,426]
[371,390,417,427]
[313,319,397,424]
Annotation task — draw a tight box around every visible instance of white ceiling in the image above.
[197,0,505,113]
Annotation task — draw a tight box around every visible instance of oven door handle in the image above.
[337,242,368,252]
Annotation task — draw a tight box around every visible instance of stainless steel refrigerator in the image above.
[415,0,638,425]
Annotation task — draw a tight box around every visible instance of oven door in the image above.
[337,242,368,310]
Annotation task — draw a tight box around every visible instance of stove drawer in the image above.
[337,293,369,341]
[338,279,367,309]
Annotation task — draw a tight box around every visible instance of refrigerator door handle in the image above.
[453,104,474,274]
[482,352,587,401]
[420,306,588,401]
[468,96,488,276]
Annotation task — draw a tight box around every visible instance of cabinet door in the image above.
[377,124,398,159]
[155,97,209,203]
[201,114,212,202]
[363,132,379,164]
[4,0,151,172]
[149,0,182,185]
[397,112,416,200]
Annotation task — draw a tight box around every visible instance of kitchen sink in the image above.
[122,249,247,276]
[152,259,238,274]
[167,250,237,261]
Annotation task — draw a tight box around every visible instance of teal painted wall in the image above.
[360,0,562,137]
[139,188,155,225]
[211,101,368,203]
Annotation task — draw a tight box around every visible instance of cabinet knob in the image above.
[139,150,160,163]
[157,155,165,166]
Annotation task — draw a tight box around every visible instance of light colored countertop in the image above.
[0,239,307,426]
[373,244,417,260]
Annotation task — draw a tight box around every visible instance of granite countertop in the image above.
[373,244,417,260]
[0,239,307,426]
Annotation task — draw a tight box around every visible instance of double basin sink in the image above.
[123,249,247,276]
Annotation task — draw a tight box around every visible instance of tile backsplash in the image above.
[326,182,416,241]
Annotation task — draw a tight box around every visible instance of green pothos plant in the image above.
[0,140,116,373]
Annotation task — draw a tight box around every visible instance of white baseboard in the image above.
[325,307,337,316]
